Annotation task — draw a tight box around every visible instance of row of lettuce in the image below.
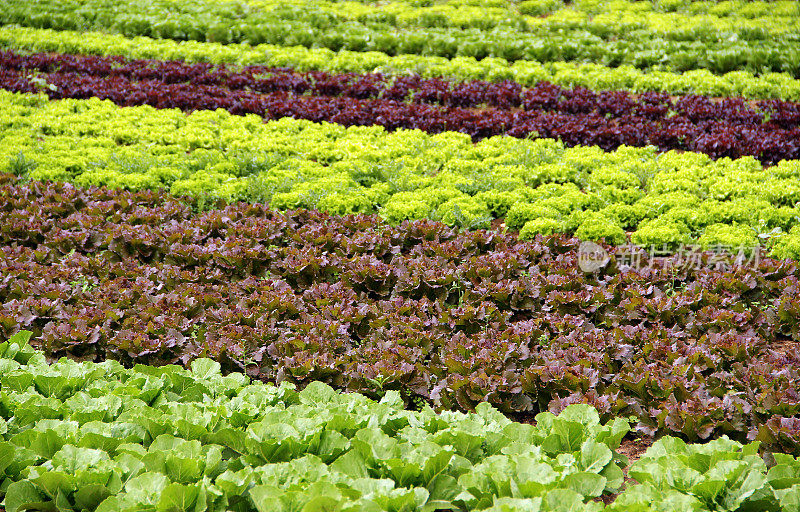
[0,0,800,78]
[2,91,800,258]
[2,175,800,451]
[3,0,798,74]
[2,26,800,101]
[3,333,800,512]
[27,0,792,37]
[5,50,798,166]
[7,0,798,39]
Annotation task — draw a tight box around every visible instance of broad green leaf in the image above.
[599,460,625,492]
[74,483,113,510]
[352,428,401,462]
[542,489,596,512]
[156,482,200,512]
[250,485,289,512]
[482,496,542,512]
[690,478,726,503]
[203,445,224,479]
[720,466,768,510]
[4,480,51,512]
[420,499,458,512]
[116,443,148,460]
[384,458,422,488]
[215,468,254,496]
[579,441,613,473]
[768,463,800,490]
[3,445,39,481]
[348,477,396,497]
[9,395,62,427]
[190,359,221,380]
[369,487,429,512]
[779,485,800,512]
[95,496,124,512]
[432,430,484,461]
[613,482,705,512]
[32,471,76,500]
[642,437,688,459]
[594,417,630,450]
[66,393,124,423]
[124,472,170,505]
[557,405,601,429]
[178,384,213,403]
[542,419,586,454]
[1,331,32,363]
[204,428,247,454]
[514,458,558,496]
[9,330,33,345]
[1,370,33,393]
[78,432,125,453]
[426,474,460,504]
[0,442,15,475]
[561,472,606,498]
[141,449,168,475]
[307,429,349,464]
[11,429,65,459]
[245,425,302,463]
[165,455,204,484]
[113,453,146,486]
[299,495,342,512]
[298,382,339,407]
[33,370,85,400]
[52,445,109,473]
[149,435,192,454]
[96,494,158,512]
[378,390,404,410]
[421,449,454,485]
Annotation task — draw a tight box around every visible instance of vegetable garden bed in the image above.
[2,1,800,510]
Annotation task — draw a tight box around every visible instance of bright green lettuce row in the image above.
[3,91,800,257]
[5,333,800,511]
[612,436,800,512]
[2,25,800,101]
[770,226,800,261]
[3,0,793,42]
[2,0,797,77]
[0,331,635,512]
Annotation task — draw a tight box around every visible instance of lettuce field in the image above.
[1,1,800,511]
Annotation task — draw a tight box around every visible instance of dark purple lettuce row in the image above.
[1,173,800,451]
[2,50,799,163]
[3,50,799,129]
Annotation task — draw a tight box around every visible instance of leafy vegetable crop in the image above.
[0,331,633,512]
[5,332,800,511]
[4,26,800,102]
[3,90,800,255]
[3,50,799,164]
[3,0,797,42]
[2,0,798,76]
[3,0,800,508]
[1,175,800,452]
